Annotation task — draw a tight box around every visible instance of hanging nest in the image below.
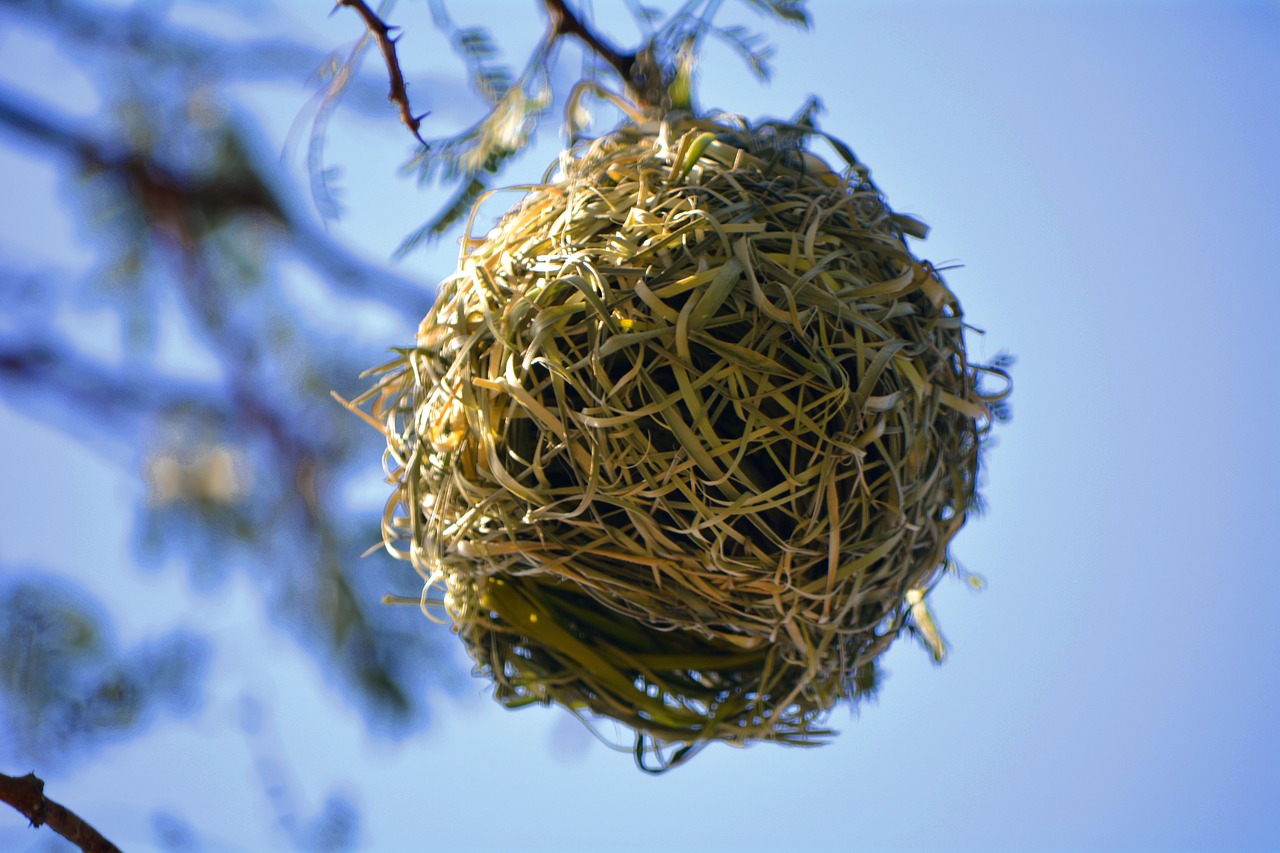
[353,113,1008,771]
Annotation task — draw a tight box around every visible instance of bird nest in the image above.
[353,114,1007,771]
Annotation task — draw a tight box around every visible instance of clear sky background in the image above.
[2,1,1279,850]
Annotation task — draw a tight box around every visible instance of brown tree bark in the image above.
[0,771,124,853]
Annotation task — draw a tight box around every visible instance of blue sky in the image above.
[2,1,1278,850]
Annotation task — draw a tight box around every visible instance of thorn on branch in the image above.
[334,0,430,148]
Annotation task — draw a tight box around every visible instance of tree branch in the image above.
[0,339,217,418]
[334,0,429,147]
[540,0,668,111]
[0,85,430,317]
[0,771,123,853]
[541,0,637,88]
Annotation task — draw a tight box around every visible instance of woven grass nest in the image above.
[357,112,1007,771]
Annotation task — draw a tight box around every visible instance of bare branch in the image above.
[0,771,123,853]
[540,0,672,111]
[334,0,430,147]
[542,0,637,88]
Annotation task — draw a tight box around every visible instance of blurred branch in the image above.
[0,85,431,316]
[0,337,231,429]
[0,0,388,107]
[334,0,430,146]
[0,771,122,853]
[0,327,333,476]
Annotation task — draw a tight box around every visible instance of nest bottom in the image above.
[446,572,889,772]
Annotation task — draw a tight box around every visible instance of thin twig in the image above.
[334,0,430,147]
[0,771,123,853]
